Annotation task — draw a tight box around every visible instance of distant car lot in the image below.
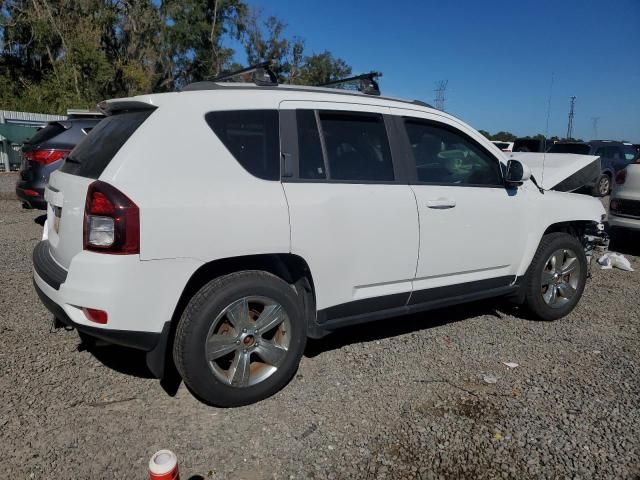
[15,115,103,209]
[547,140,637,196]
[1,172,639,479]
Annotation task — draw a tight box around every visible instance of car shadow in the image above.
[608,228,640,257]
[78,337,183,396]
[79,342,156,379]
[77,299,524,390]
[304,299,509,358]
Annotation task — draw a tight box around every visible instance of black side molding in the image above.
[33,240,67,290]
[312,276,521,335]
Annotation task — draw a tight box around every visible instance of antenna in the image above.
[541,72,555,188]
[591,117,600,140]
[566,96,576,140]
[434,80,448,111]
[320,72,383,96]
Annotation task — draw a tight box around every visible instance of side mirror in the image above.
[505,159,532,186]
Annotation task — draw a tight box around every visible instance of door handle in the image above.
[426,198,456,209]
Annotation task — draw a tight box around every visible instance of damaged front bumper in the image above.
[583,221,609,260]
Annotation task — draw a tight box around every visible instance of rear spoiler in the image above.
[98,100,157,116]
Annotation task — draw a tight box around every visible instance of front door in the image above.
[391,108,528,300]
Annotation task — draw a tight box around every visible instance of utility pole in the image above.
[434,80,448,111]
[591,117,600,140]
[566,96,576,140]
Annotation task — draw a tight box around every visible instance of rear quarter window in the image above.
[60,110,153,179]
[205,110,280,181]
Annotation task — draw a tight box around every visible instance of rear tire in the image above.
[524,233,588,321]
[173,271,306,407]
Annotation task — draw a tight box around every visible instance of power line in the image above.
[566,96,576,140]
[434,80,448,111]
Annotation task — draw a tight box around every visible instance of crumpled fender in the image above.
[515,188,606,276]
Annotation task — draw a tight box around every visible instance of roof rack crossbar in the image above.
[319,71,383,96]
[210,61,278,86]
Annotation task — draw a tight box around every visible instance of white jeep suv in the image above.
[33,74,607,406]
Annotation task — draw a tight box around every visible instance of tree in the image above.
[294,51,351,85]
[492,131,517,142]
[0,0,352,114]
[240,7,351,85]
[157,0,247,89]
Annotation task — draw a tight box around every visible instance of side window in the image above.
[317,111,394,182]
[404,119,503,186]
[205,110,279,181]
[595,146,621,160]
[297,110,325,179]
[611,147,622,160]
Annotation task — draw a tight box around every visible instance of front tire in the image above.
[174,271,306,407]
[524,233,588,321]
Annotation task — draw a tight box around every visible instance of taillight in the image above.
[24,149,70,165]
[615,169,627,185]
[83,308,108,324]
[609,199,619,212]
[83,181,139,254]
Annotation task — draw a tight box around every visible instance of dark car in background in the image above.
[16,114,103,209]
[547,140,637,196]
[513,137,546,153]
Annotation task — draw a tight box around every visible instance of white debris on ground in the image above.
[502,362,519,369]
[598,252,634,271]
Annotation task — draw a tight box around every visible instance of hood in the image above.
[507,152,600,191]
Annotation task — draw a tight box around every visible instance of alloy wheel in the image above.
[205,296,291,387]
[540,248,581,308]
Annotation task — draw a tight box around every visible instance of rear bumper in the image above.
[32,241,202,377]
[15,185,46,209]
[33,279,162,351]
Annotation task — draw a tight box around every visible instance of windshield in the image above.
[547,143,591,155]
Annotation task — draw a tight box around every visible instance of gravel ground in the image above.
[1,172,639,479]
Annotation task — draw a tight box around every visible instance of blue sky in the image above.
[244,0,640,142]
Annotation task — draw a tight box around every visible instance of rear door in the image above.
[45,109,153,269]
[279,101,419,321]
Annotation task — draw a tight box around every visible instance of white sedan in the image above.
[609,159,640,231]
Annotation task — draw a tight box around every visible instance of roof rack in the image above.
[319,72,383,96]
[210,61,278,86]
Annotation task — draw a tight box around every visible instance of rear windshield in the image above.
[547,143,591,155]
[25,123,66,146]
[60,110,153,178]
